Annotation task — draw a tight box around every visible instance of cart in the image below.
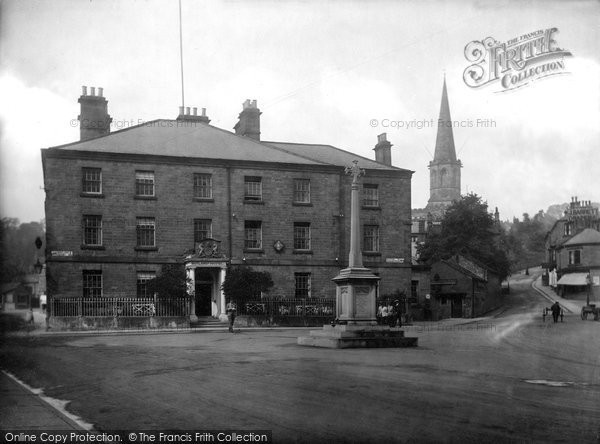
[581,304,599,321]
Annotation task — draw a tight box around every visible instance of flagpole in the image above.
[179,0,185,110]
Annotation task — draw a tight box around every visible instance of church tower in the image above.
[426,77,462,212]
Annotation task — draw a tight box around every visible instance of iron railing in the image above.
[50,296,190,317]
[236,298,335,317]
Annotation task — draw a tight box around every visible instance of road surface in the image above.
[1,274,599,443]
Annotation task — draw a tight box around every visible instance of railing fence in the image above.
[236,298,335,317]
[50,296,190,317]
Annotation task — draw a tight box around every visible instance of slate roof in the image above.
[441,258,488,281]
[47,119,409,172]
[264,141,409,171]
[564,228,600,246]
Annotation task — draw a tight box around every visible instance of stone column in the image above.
[186,266,197,322]
[332,160,380,325]
[219,266,228,321]
[348,160,364,269]
[298,161,418,347]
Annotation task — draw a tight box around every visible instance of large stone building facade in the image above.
[544,197,600,298]
[42,87,413,322]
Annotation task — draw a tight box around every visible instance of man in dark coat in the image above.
[550,301,561,323]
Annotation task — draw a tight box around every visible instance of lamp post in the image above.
[586,272,592,307]
[33,237,43,309]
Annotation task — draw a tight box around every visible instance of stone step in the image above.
[297,335,418,349]
[308,328,406,339]
[192,317,227,328]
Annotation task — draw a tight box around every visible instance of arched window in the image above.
[440,168,447,186]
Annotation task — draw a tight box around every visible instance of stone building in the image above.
[428,255,501,320]
[41,87,413,324]
[544,197,600,297]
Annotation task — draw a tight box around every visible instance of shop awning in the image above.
[557,273,589,286]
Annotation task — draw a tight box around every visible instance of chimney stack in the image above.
[176,105,210,123]
[373,133,392,166]
[77,85,112,141]
[233,99,261,141]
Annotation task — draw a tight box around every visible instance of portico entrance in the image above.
[194,269,215,317]
[185,238,229,322]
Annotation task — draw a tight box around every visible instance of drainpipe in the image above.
[227,166,233,260]
[338,169,345,267]
[471,279,475,318]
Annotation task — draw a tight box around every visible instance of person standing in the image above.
[226,300,237,333]
[393,299,402,328]
[550,301,561,323]
[381,304,388,326]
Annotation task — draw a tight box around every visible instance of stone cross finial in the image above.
[345,160,365,184]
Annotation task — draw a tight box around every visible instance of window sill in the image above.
[362,206,381,211]
[293,250,313,254]
[243,200,264,205]
[193,198,214,203]
[135,246,158,251]
[243,248,264,253]
[80,193,104,198]
[81,245,105,250]
[292,202,312,207]
[363,252,381,257]
[134,196,157,201]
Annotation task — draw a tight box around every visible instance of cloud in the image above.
[0,73,74,222]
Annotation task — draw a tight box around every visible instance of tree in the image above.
[221,266,274,302]
[507,209,554,271]
[146,264,190,298]
[417,193,511,280]
[0,218,45,283]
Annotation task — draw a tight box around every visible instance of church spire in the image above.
[425,76,462,214]
[433,76,457,163]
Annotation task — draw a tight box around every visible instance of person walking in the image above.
[550,301,561,323]
[226,300,237,333]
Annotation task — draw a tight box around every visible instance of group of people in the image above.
[377,300,402,327]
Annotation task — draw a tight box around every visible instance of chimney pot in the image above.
[98,87,103,97]
[377,133,387,143]
[185,106,190,115]
[201,107,206,116]
[82,86,87,96]
[90,87,96,96]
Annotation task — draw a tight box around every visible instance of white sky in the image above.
[1,0,598,223]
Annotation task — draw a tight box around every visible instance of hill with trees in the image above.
[0,218,45,283]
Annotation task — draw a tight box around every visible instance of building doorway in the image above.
[451,295,463,318]
[194,269,214,317]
